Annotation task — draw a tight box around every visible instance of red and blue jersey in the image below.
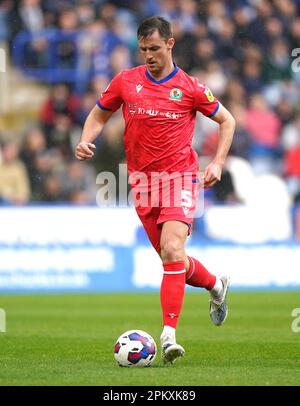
[97,64,219,175]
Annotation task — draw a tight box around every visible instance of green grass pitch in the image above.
[0,291,300,386]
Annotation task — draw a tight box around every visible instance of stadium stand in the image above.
[0,0,300,222]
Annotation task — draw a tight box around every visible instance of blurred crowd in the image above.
[0,0,300,206]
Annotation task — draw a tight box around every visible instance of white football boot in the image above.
[209,275,230,326]
[160,333,185,364]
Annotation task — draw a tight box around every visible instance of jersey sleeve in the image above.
[96,72,124,112]
[193,79,220,117]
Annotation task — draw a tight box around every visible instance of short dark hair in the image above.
[137,16,172,41]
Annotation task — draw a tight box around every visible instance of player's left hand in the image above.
[203,161,223,188]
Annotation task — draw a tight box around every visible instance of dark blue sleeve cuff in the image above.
[207,102,220,117]
[96,100,112,111]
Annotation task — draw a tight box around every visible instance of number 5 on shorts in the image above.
[181,190,192,215]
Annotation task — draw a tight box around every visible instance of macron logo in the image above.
[136,84,143,93]
[183,207,190,215]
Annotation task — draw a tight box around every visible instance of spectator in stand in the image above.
[19,0,44,32]
[0,141,30,205]
[76,89,98,127]
[273,0,297,31]
[111,7,138,51]
[91,5,125,78]
[41,174,64,202]
[110,44,133,75]
[245,93,282,150]
[47,113,74,158]
[232,5,253,45]
[204,61,227,98]
[248,0,273,49]
[76,1,96,27]
[228,104,252,161]
[263,17,284,47]
[192,37,216,70]
[275,97,295,127]
[171,20,198,72]
[31,150,64,201]
[60,159,97,204]
[222,78,246,107]
[241,60,264,95]
[18,0,49,68]
[214,17,240,73]
[289,17,300,51]
[155,0,178,22]
[0,0,13,41]
[19,127,47,198]
[206,0,227,36]
[40,83,79,134]
[177,0,198,34]
[245,93,282,173]
[57,8,78,69]
[263,39,292,83]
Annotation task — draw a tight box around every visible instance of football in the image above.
[114,330,157,367]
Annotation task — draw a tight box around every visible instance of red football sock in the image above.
[160,261,186,329]
[186,256,216,290]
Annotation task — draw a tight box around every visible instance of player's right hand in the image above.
[75,142,96,161]
[203,161,222,188]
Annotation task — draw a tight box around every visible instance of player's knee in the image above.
[160,237,184,262]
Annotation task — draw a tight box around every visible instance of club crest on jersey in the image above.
[204,87,214,102]
[169,88,182,102]
[128,103,137,114]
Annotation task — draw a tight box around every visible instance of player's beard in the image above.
[147,61,161,76]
